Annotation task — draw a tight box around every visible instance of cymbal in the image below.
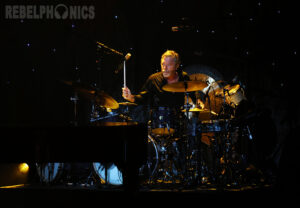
[215,84,240,97]
[162,81,207,92]
[94,91,119,109]
[189,73,211,82]
[62,80,97,97]
[92,121,138,126]
[226,84,240,94]
[182,107,218,115]
[118,102,137,106]
[182,107,203,112]
[61,80,119,109]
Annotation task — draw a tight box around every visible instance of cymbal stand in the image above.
[217,88,231,119]
[182,91,197,184]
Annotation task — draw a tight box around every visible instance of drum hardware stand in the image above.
[155,143,179,184]
[85,168,94,186]
[145,139,155,184]
[182,90,200,185]
[194,86,214,185]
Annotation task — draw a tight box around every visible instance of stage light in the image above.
[18,163,29,174]
[0,184,25,189]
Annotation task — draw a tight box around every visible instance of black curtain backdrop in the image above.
[0,1,295,146]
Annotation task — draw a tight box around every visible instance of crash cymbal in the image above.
[215,84,240,97]
[61,80,97,97]
[162,81,207,92]
[61,80,119,109]
[118,102,137,106]
[226,84,240,95]
[94,91,119,109]
[189,73,211,82]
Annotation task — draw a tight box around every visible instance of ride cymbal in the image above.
[162,81,207,92]
[61,80,119,109]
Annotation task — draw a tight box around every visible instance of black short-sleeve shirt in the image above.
[133,71,192,107]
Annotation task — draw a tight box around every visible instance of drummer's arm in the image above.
[133,91,149,105]
[122,87,149,104]
[122,77,153,104]
[122,87,135,102]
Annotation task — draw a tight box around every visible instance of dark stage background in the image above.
[0,0,298,190]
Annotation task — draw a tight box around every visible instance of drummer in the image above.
[122,50,195,107]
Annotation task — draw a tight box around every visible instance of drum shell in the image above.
[149,107,183,136]
[198,120,230,133]
[36,163,93,184]
[92,135,159,185]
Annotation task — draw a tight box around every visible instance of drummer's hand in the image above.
[122,87,135,102]
[197,99,205,109]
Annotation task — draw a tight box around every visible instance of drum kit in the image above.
[35,73,252,188]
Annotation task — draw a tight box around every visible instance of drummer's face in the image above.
[161,56,178,79]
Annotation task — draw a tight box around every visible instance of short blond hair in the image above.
[161,50,180,67]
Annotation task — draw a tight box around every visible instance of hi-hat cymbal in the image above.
[61,80,119,109]
[182,107,218,115]
[162,81,207,92]
[118,102,137,106]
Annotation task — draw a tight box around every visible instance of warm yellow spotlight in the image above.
[18,163,29,174]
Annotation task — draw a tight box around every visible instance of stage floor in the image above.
[0,182,290,207]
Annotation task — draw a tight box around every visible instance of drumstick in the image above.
[123,60,126,87]
[123,53,131,88]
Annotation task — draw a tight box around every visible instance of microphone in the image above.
[171,25,194,32]
[124,53,131,61]
[114,53,132,74]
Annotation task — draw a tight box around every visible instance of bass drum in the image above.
[138,135,159,183]
[35,163,67,184]
[92,162,123,185]
[36,163,93,184]
[92,135,159,185]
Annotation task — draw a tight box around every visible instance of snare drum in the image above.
[198,119,230,133]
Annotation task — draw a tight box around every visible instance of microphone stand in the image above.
[70,92,79,126]
[96,41,124,57]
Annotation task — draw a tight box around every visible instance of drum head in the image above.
[36,163,65,184]
[151,128,175,136]
[93,163,123,185]
[139,135,159,181]
[149,107,182,136]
